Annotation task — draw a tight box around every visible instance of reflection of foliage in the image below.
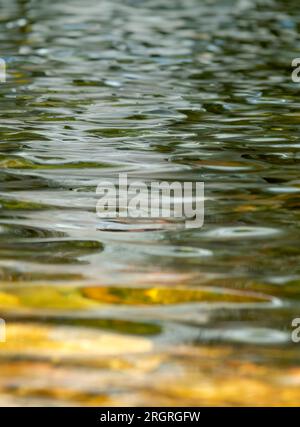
[0,283,269,312]
[83,286,268,305]
[19,317,161,336]
[0,240,103,264]
[0,324,300,406]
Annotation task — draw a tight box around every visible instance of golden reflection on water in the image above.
[0,321,300,406]
[0,277,299,406]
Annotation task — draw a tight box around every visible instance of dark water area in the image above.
[0,0,300,405]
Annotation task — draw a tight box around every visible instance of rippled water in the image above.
[0,0,300,406]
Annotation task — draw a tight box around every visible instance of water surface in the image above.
[0,0,300,406]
